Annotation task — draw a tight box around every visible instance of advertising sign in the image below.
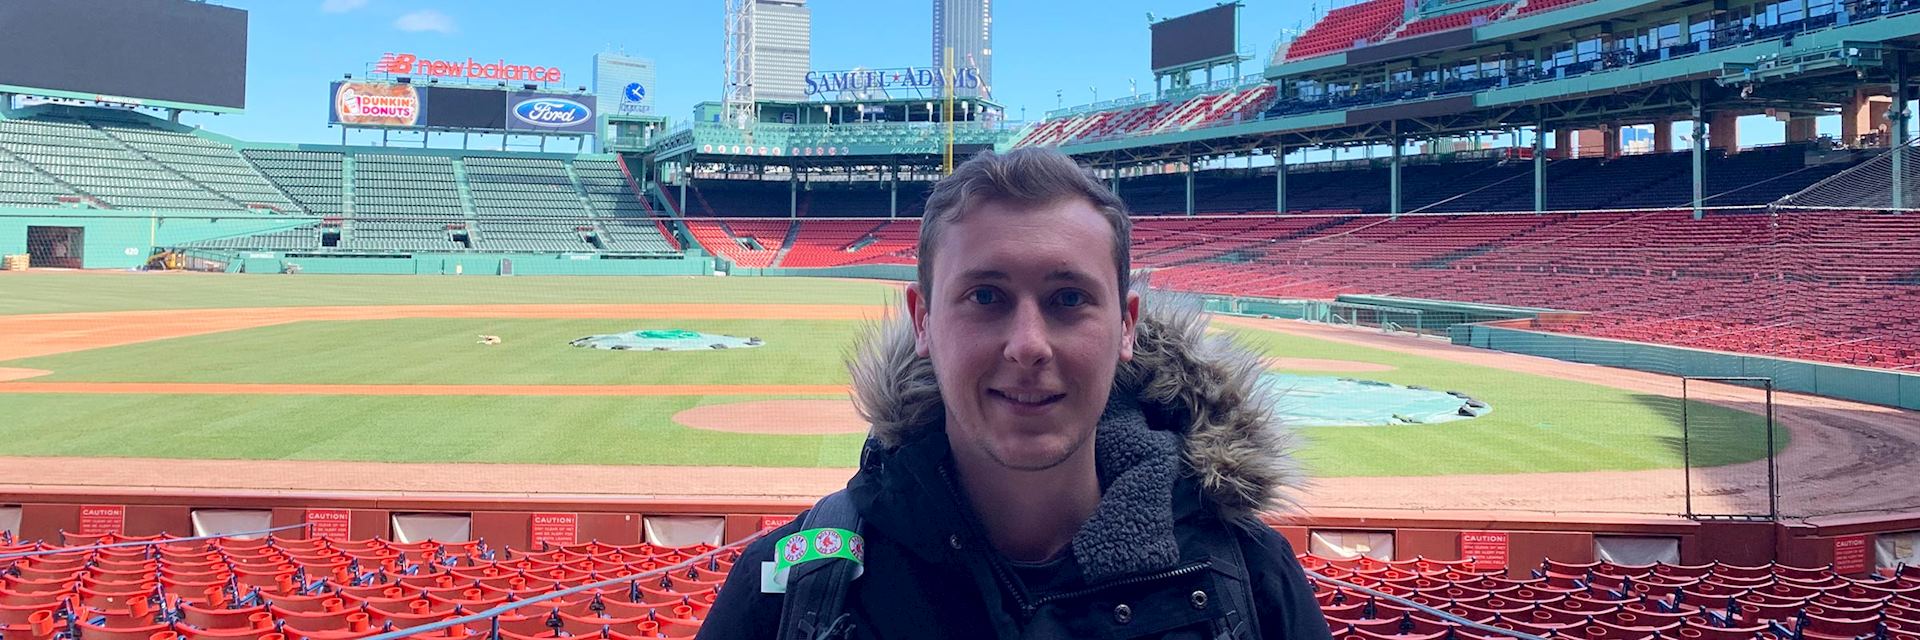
[620,82,649,114]
[507,92,596,133]
[330,81,422,128]
[803,67,982,99]
[376,53,562,84]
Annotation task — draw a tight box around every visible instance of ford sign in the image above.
[512,98,591,128]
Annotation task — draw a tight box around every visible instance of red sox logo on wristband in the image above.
[815,529,843,556]
[849,535,864,561]
[783,535,809,563]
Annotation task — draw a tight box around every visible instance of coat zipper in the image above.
[935,463,1035,615]
[933,463,1214,620]
[1026,560,1213,612]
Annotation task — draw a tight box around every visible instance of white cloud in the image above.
[319,0,368,13]
[393,9,456,34]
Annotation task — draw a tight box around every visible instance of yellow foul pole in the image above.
[943,46,956,175]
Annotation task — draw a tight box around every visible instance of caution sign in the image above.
[1460,531,1509,572]
[305,509,351,541]
[531,513,578,548]
[1833,535,1869,575]
[78,505,125,536]
[760,515,795,531]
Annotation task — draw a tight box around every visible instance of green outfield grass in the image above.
[0,393,860,467]
[10,319,863,385]
[0,272,1785,475]
[0,273,900,315]
[1221,327,1786,476]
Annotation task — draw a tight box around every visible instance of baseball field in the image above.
[8,270,1909,519]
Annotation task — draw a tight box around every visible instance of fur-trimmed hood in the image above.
[847,292,1304,520]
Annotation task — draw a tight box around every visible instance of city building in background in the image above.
[592,51,663,151]
[932,0,991,98]
[593,52,655,118]
[752,0,810,102]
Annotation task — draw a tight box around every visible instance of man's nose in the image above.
[1003,298,1052,367]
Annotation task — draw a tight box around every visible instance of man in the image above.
[699,148,1330,639]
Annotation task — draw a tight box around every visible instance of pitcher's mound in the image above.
[673,399,868,435]
[1265,357,1395,373]
[0,368,51,382]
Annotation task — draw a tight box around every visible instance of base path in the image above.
[673,400,868,435]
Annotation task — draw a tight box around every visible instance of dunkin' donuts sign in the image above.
[331,81,421,127]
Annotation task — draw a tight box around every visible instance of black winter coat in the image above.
[698,297,1333,640]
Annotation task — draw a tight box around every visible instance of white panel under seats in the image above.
[1877,530,1920,571]
[391,513,471,543]
[1310,530,1394,561]
[1594,536,1681,565]
[644,516,725,548]
[0,506,20,539]
[191,509,273,539]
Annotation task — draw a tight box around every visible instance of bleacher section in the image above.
[0,153,78,209]
[465,157,596,252]
[678,218,922,269]
[91,119,301,213]
[1014,84,1278,149]
[243,151,345,216]
[4,532,1917,640]
[1306,554,1920,640]
[1392,2,1512,39]
[0,115,243,211]
[1282,0,1409,61]
[345,155,467,252]
[0,534,728,640]
[1107,146,1862,216]
[575,159,678,254]
[679,180,935,218]
[0,108,677,257]
[1139,209,1920,370]
[1277,0,1656,63]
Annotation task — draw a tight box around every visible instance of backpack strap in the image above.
[777,489,864,640]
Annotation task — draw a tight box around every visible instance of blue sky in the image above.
[195,0,1322,144]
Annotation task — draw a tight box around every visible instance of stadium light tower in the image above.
[723,0,758,137]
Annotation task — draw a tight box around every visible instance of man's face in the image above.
[906,197,1140,472]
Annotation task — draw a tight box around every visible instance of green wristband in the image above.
[762,527,865,593]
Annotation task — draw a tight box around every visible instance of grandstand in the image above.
[2,531,1918,640]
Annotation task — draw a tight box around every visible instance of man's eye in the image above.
[968,288,1000,305]
[1055,290,1088,307]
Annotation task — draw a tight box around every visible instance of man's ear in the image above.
[906,282,932,358]
[1118,291,1141,362]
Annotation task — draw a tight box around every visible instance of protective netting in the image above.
[1775,139,1920,212]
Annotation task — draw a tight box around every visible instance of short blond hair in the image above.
[917,148,1132,302]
